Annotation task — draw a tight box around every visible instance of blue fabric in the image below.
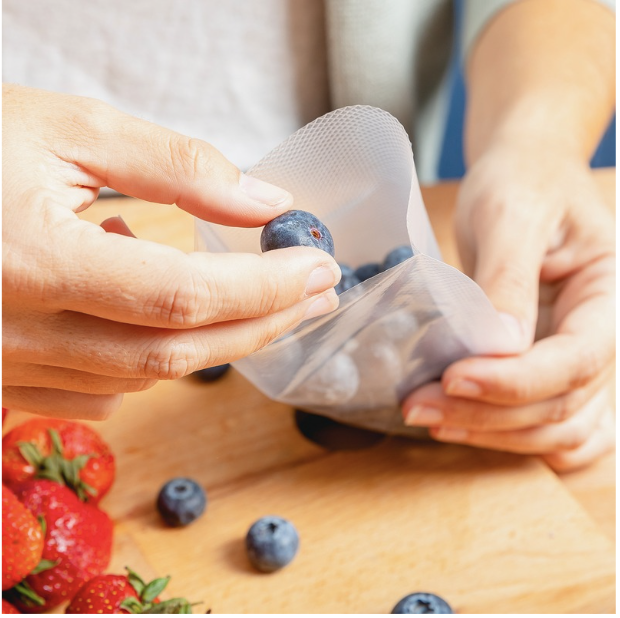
[438,0,616,180]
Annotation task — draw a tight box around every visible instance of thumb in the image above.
[59,98,293,226]
[472,221,543,352]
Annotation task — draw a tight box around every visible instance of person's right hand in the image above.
[2,84,340,420]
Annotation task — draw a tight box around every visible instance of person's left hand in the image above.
[402,144,615,472]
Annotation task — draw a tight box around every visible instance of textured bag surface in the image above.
[195,106,514,436]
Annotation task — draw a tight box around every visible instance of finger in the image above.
[1,387,123,421]
[442,299,614,408]
[55,99,294,225]
[402,374,605,431]
[42,224,341,328]
[468,207,549,351]
[428,387,606,455]
[2,363,157,394]
[100,215,137,237]
[542,407,615,472]
[8,289,339,380]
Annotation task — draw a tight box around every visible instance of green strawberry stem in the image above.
[30,559,59,575]
[11,581,45,607]
[17,428,97,501]
[118,568,199,614]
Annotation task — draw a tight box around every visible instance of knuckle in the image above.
[256,273,282,316]
[139,340,198,380]
[252,319,286,353]
[169,136,213,183]
[546,397,573,424]
[486,261,535,303]
[568,344,602,390]
[546,388,589,424]
[147,268,214,327]
[494,378,533,404]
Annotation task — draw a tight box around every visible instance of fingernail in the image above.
[305,265,339,296]
[499,312,530,349]
[303,291,338,321]
[404,405,444,426]
[433,427,469,442]
[239,173,292,207]
[445,379,482,398]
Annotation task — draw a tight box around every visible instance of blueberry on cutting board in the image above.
[391,592,453,614]
[245,515,300,572]
[156,477,207,527]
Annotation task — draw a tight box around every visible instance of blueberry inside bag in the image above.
[195,106,516,437]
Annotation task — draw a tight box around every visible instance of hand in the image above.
[2,84,340,420]
[402,144,615,471]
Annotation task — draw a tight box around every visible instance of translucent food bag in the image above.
[195,106,516,437]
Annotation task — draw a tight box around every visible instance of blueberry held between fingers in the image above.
[245,515,299,572]
[157,478,207,527]
[335,264,361,295]
[192,364,230,382]
[354,262,381,282]
[383,245,414,271]
[391,592,453,614]
[260,210,335,257]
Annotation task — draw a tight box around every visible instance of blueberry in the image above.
[354,262,381,282]
[335,263,361,295]
[192,364,230,382]
[260,210,335,257]
[391,593,453,614]
[156,478,207,527]
[245,515,299,572]
[382,245,414,271]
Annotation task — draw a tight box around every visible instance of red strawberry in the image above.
[2,485,44,590]
[2,407,8,424]
[66,567,195,614]
[2,418,115,503]
[8,480,113,613]
[2,599,21,614]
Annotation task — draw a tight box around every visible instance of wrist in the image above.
[465,91,597,167]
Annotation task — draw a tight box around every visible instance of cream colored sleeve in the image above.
[462,0,616,60]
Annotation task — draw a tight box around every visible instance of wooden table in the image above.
[4,170,615,614]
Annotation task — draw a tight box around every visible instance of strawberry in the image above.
[2,485,44,590]
[66,567,196,614]
[2,407,8,424]
[2,599,21,614]
[2,418,115,503]
[7,479,113,613]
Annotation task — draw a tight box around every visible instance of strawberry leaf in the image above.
[17,441,43,468]
[126,567,147,597]
[120,597,145,613]
[142,576,171,603]
[47,428,64,455]
[30,559,59,575]
[37,515,47,536]
[12,581,45,607]
[140,597,194,613]
[20,429,99,501]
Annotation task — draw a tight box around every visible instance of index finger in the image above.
[39,219,341,328]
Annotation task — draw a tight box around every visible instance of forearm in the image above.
[464,0,615,165]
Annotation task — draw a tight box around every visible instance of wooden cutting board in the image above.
[6,371,614,614]
[4,171,615,613]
